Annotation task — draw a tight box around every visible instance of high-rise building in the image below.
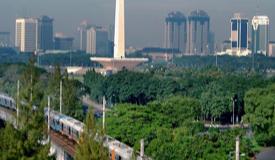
[251,16,269,56]
[77,21,92,51]
[230,13,249,56]
[37,16,54,51]
[0,32,10,47]
[164,11,187,53]
[222,40,231,52]
[208,31,215,54]
[16,18,37,52]
[87,27,109,55]
[268,41,275,57]
[187,10,210,55]
[54,33,74,50]
[108,24,114,42]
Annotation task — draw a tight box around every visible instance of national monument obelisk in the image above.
[91,0,148,72]
[114,0,125,59]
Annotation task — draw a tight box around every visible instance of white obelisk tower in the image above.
[114,0,125,59]
[90,0,148,72]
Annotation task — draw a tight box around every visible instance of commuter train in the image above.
[45,108,84,142]
[0,93,16,110]
[45,108,134,160]
[0,93,142,159]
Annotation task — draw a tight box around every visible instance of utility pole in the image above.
[103,96,106,130]
[232,97,235,125]
[16,80,20,126]
[37,54,40,67]
[30,74,33,102]
[70,52,72,66]
[236,136,240,160]
[140,139,145,160]
[215,54,218,68]
[47,96,51,141]
[59,80,62,114]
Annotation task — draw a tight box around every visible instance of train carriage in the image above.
[0,93,16,110]
[45,108,135,160]
[45,108,84,142]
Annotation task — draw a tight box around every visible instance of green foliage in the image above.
[83,70,106,102]
[244,84,275,146]
[47,65,62,110]
[85,67,274,124]
[0,59,51,160]
[200,82,232,122]
[84,70,183,105]
[0,63,46,97]
[106,96,202,148]
[106,96,253,159]
[75,109,108,160]
[63,74,84,120]
[38,52,96,67]
[174,55,275,72]
[47,65,84,120]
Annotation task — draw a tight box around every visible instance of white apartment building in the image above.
[16,18,38,52]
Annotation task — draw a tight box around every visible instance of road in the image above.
[82,96,103,113]
[256,147,275,160]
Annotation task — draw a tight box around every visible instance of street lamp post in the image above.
[59,80,62,114]
[47,96,51,141]
[232,97,235,125]
[16,80,20,127]
[103,96,106,130]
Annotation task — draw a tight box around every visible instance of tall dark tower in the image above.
[37,16,54,50]
[164,11,187,53]
[187,10,210,55]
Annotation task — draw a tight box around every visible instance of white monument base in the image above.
[91,57,148,72]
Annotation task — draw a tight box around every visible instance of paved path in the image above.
[256,147,275,160]
[82,96,110,113]
[204,123,249,129]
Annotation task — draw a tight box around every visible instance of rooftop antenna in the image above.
[256,0,260,15]
[252,0,260,72]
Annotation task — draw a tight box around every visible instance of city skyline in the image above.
[0,0,274,48]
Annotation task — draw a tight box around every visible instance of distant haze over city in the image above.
[0,0,274,48]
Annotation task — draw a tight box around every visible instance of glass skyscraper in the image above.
[187,10,210,55]
[230,13,249,56]
[251,16,269,56]
[37,16,54,51]
[164,11,187,53]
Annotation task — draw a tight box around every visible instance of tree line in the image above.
[83,67,275,158]
[0,62,103,159]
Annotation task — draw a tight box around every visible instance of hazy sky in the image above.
[0,0,274,48]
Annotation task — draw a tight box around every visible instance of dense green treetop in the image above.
[244,83,275,146]
[75,109,108,160]
[105,96,253,159]
[0,60,51,160]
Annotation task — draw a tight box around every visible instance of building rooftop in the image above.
[189,9,209,19]
[252,16,269,26]
[166,11,186,23]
